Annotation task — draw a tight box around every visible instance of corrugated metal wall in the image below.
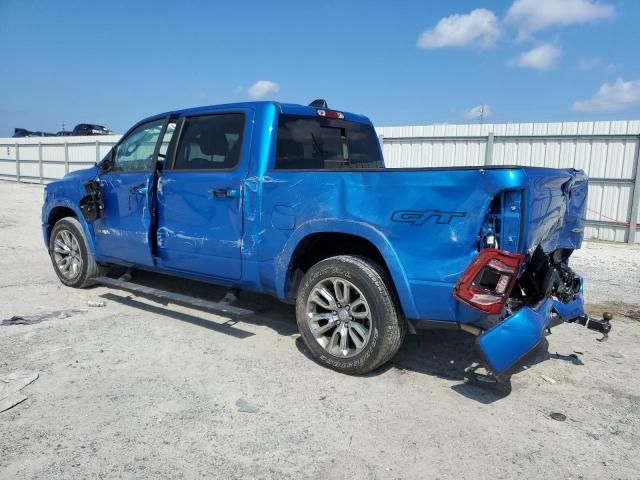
[376,121,640,244]
[0,136,119,183]
[1,120,639,243]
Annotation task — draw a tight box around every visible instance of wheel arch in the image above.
[275,220,418,318]
[44,201,97,256]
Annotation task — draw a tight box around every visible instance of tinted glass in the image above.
[112,119,164,172]
[275,115,383,170]
[173,114,244,170]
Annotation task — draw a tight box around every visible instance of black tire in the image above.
[49,216,104,288]
[295,255,405,374]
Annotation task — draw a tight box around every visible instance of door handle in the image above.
[213,188,237,198]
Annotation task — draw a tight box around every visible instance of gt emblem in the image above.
[391,210,466,226]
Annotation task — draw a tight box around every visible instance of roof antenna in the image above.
[308,99,328,108]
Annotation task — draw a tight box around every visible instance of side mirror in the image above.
[100,150,114,172]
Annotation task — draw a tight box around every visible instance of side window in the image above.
[275,115,383,170]
[112,119,164,172]
[173,113,244,170]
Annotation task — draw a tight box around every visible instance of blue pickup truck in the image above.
[42,100,607,380]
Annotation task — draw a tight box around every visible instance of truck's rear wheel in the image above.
[49,217,103,288]
[296,255,404,374]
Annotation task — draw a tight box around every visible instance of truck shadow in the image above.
[97,269,580,404]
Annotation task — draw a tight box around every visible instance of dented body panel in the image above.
[477,280,586,376]
[42,101,590,377]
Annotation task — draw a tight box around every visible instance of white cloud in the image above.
[573,78,640,112]
[515,43,562,70]
[577,57,603,70]
[417,9,500,49]
[506,0,615,39]
[577,57,614,72]
[247,80,280,99]
[464,104,493,120]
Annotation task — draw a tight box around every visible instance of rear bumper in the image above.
[476,279,585,377]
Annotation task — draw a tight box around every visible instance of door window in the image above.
[173,114,245,170]
[111,119,165,172]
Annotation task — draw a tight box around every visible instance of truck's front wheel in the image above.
[49,217,104,288]
[296,255,405,374]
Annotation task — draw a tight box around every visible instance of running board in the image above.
[93,276,254,316]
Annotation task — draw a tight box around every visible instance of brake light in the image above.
[317,109,344,119]
[453,249,524,315]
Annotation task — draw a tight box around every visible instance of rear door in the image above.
[93,118,174,266]
[155,110,252,280]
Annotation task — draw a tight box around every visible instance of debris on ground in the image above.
[87,300,106,307]
[1,310,83,326]
[550,412,567,422]
[118,269,133,282]
[0,371,39,413]
[567,353,583,365]
[540,375,557,384]
[2,315,28,325]
[235,398,259,413]
[551,351,584,365]
[220,290,239,305]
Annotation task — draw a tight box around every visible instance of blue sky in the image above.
[1,0,639,135]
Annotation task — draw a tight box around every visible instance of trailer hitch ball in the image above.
[570,312,612,342]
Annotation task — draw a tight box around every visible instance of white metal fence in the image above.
[1,120,639,244]
[0,135,120,183]
[377,121,640,244]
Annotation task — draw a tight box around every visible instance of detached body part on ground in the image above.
[41,100,601,379]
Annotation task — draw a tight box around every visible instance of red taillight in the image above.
[317,109,344,119]
[453,249,525,315]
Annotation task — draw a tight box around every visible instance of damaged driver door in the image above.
[92,118,173,267]
[155,110,252,281]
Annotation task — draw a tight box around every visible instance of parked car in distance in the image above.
[41,100,608,382]
[13,128,55,137]
[72,124,113,136]
[56,130,74,137]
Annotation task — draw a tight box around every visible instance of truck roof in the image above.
[141,101,373,127]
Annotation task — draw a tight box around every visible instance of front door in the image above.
[94,118,173,266]
[156,111,252,280]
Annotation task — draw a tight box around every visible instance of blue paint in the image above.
[42,101,589,375]
[477,282,586,376]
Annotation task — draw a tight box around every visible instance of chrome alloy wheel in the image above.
[305,277,372,358]
[53,229,83,280]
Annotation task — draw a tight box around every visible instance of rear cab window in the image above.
[275,115,382,170]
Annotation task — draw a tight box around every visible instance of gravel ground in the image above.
[1,180,639,480]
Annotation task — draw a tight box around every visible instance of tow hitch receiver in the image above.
[567,312,613,342]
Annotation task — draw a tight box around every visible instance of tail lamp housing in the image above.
[453,249,525,315]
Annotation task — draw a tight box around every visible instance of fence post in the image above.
[38,142,43,184]
[484,132,494,165]
[15,142,20,182]
[64,141,69,174]
[628,137,640,244]
[95,139,100,163]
